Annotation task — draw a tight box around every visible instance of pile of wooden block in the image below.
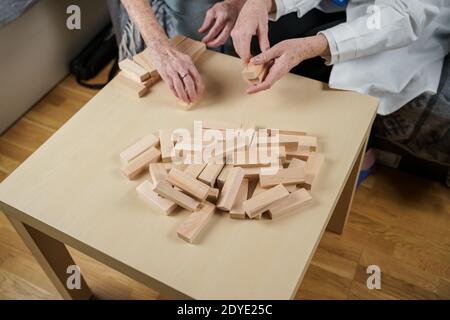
[115,35,206,108]
[120,120,324,243]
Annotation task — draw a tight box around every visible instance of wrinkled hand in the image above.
[150,44,204,103]
[231,0,271,63]
[247,39,306,94]
[247,35,330,94]
[199,0,243,48]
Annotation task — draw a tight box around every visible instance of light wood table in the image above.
[0,51,378,299]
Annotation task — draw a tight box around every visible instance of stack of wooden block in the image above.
[120,120,324,243]
[115,35,206,108]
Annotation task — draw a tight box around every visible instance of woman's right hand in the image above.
[149,43,204,104]
[231,0,273,63]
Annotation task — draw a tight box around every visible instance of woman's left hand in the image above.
[247,35,330,94]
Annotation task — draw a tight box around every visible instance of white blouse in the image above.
[271,0,450,115]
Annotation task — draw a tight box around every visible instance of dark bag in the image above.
[70,23,119,89]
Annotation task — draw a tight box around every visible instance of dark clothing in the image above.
[252,9,346,83]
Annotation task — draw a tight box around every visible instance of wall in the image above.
[0,0,110,133]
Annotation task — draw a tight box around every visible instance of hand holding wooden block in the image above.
[242,62,269,84]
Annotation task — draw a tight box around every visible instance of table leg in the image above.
[326,137,368,234]
[7,216,93,300]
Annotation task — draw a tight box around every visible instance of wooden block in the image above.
[177,99,196,110]
[268,188,312,219]
[201,120,241,131]
[159,129,174,163]
[198,163,225,187]
[259,166,306,188]
[149,163,168,185]
[216,167,245,211]
[133,50,158,77]
[207,187,219,203]
[303,152,325,188]
[167,168,210,201]
[214,138,247,160]
[243,62,269,84]
[136,180,177,215]
[120,133,159,164]
[183,163,207,179]
[251,181,265,196]
[176,38,206,62]
[268,129,306,137]
[231,146,285,167]
[153,181,199,212]
[285,158,306,192]
[298,136,318,151]
[242,62,265,80]
[243,184,289,218]
[115,72,150,98]
[170,34,188,47]
[121,147,161,180]
[133,35,186,78]
[286,146,311,161]
[119,58,150,82]
[230,179,249,219]
[216,164,233,188]
[177,201,215,243]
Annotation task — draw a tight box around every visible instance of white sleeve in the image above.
[319,0,441,64]
[269,0,321,21]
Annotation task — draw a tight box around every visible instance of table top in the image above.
[0,50,378,299]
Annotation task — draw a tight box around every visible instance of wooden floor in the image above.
[0,67,449,300]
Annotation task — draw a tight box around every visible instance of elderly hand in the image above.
[149,42,204,104]
[231,0,273,63]
[247,35,331,94]
[199,0,245,48]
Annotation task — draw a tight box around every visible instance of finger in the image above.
[171,72,189,102]
[160,71,180,99]
[250,46,280,65]
[199,10,215,33]
[183,75,198,102]
[258,24,270,52]
[206,23,233,48]
[202,17,226,44]
[232,32,253,63]
[246,65,282,94]
[188,66,204,96]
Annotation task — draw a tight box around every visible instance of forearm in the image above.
[121,0,170,53]
[299,34,330,60]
